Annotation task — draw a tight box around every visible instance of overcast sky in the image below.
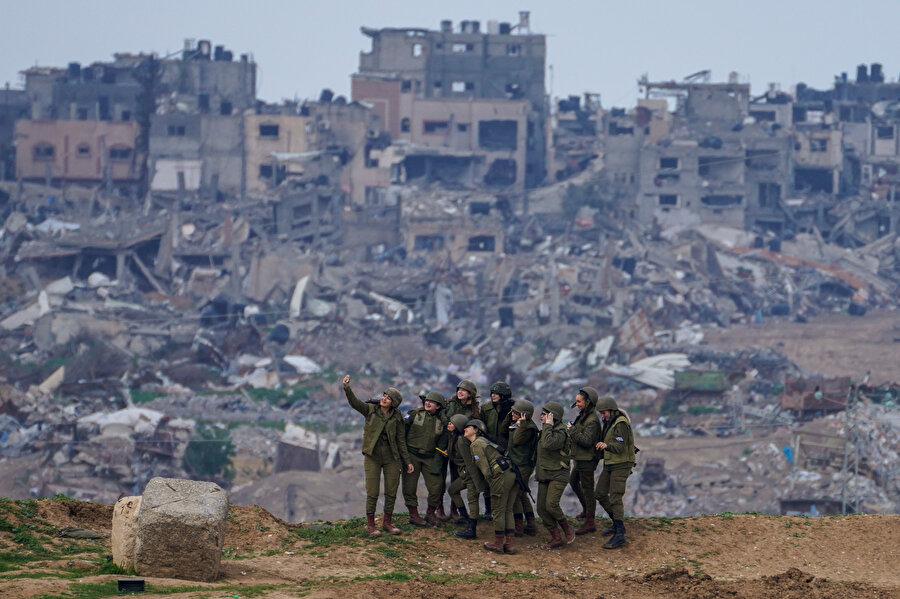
[3,0,898,108]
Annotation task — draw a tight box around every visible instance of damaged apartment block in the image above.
[351,11,547,191]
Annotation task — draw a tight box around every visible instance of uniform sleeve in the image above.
[539,426,567,451]
[512,424,535,446]
[569,414,599,449]
[603,420,631,455]
[396,415,411,465]
[471,441,492,480]
[344,387,371,417]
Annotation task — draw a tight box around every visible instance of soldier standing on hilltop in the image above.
[567,387,602,535]
[342,374,414,536]
[535,401,575,549]
[505,398,539,537]
[445,379,481,520]
[594,395,636,549]
[402,391,448,526]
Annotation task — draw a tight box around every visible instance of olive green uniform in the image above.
[595,412,635,521]
[568,399,601,519]
[470,436,517,534]
[402,407,447,509]
[345,387,411,514]
[535,419,570,528]
[444,396,478,484]
[447,430,485,518]
[506,412,538,516]
[481,399,512,447]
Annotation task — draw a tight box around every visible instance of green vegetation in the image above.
[128,389,164,404]
[294,518,369,546]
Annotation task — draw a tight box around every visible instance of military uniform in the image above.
[444,379,480,520]
[345,384,411,535]
[535,401,574,548]
[568,387,602,533]
[402,391,448,525]
[594,396,635,549]
[447,414,486,539]
[506,399,538,536]
[481,381,513,446]
[469,423,517,554]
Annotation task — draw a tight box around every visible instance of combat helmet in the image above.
[595,395,618,412]
[489,381,512,399]
[420,391,447,408]
[542,401,565,422]
[457,379,478,397]
[383,387,403,408]
[511,398,535,419]
[573,386,600,409]
[449,414,469,431]
[465,419,487,434]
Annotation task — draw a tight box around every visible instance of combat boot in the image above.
[513,514,524,537]
[523,513,538,536]
[425,506,440,526]
[455,518,477,539]
[601,521,615,536]
[436,504,450,522]
[483,495,492,520]
[449,503,460,523]
[366,513,381,537]
[574,501,586,519]
[483,531,506,553]
[603,520,626,549]
[575,515,596,535]
[541,527,564,550]
[382,512,401,534]
[559,518,576,544]
[503,530,518,554]
[407,506,427,527]
[455,506,471,527]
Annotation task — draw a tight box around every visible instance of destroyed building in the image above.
[634,74,794,231]
[352,11,547,191]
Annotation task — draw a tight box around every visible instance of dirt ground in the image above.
[703,309,900,383]
[2,500,898,599]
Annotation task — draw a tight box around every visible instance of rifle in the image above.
[486,439,535,505]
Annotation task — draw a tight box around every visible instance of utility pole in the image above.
[840,383,861,514]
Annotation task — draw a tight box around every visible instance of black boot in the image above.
[600,510,615,536]
[603,519,626,549]
[456,506,471,527]
[482,495,492,521]
[455,518,477,539]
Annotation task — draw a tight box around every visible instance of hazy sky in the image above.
[3,0,898,108]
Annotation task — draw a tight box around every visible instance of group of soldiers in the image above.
[342,374,635,554]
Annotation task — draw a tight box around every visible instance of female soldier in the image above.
[445,379,480,521]
[446,414,484,539]
[567,386,601,534]
[342,374,414,536]
[535,401,575,549]
[506,399,539,536]
[594,395,635,549]
[464,419,518,554]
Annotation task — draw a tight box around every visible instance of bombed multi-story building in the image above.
[634,73,794,232]
[351,12,547,194]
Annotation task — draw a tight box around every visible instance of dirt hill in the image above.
[0,498,897,598]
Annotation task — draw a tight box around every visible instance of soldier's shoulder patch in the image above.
[473,454,480,460]
[615,436,624,442]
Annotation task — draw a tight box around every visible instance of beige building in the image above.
[15,119,139,183]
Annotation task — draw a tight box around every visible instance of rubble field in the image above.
[0,499,897,598]
[704,309,900,383]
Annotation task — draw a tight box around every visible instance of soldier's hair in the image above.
[471,402,480,420]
